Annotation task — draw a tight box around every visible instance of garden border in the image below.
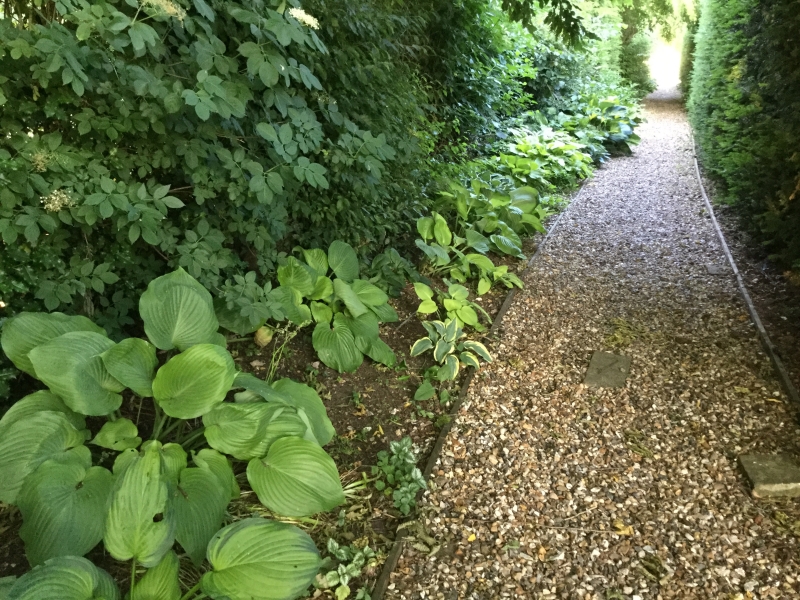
[691,136,800,407]
[369,176,593,599]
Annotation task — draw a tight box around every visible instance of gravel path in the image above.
[384,92,800,599]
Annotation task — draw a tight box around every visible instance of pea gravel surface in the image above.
[383,91,800,599]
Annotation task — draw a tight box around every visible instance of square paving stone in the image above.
[584,351,631,388]
[706,262,730,275]
[739,454,800,498]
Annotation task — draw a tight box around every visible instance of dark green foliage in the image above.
[619,33,656,96]
[679,10,699,97]
[689,0,800,269]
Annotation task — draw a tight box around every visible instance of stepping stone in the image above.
[584,351,631,388]
[706,262,730,275]
[739,454,800,498]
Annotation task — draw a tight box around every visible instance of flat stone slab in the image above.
[739,454,800,498]
[584,351,631,388]
[706,262,730,275]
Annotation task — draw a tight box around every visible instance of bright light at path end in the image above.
[648,36,682,92]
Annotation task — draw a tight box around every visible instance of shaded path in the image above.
[385,92,800,599]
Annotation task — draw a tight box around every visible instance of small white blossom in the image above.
[42,189,73,212]
[288,7,319,30]
[142,0,187,21]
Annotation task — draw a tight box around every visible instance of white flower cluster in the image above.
[289,7,319,30]
[142,0,186,21]
[30,151,50,173]
[42,190,73,212]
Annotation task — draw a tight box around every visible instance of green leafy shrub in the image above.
[619,32,656,96]
[371,437,426,515]
[318,538,378,600]
[0,267,344,596]
[414,282,490,332]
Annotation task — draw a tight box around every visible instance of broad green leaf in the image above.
[130,551,180,600]
[203,402,276,460]
[459,351,480,369]
[214,298,263,335]
[0,577,15,598]
[410,338,433,357]
[6,556,119,600]
[448,284,469,301]
[357,337,396,367]
[0,391,85,438]
[18,453,113,565]
[0,412,87,505]
[413,282,434,301]
[415,240,450,266]
[139,268,219,351]
[152,344,236,419]
[456,306,479,327]
[201,518,321,600]
[350,279,388,307]
[142,442,187,485]
[277,257,315,297]
[261,406,309,447]
[247,437,344,517]
[437,354,459,381]
[342,311,380,342]
[417,299,438,314]
[520,213,546,233]
[308,276,333,301]
[104,442,175,568]
[416,216,434,241]
[333,279,368,317]
[465,229,491,254]
[443,317,460,343]
[310,301,332,324]
[462,341,492,362]
[327,241,359,282]
[477,277,492,296]
[299,248,328,276]
[1,312,105,377]
[510,186,539,207]
[271,287,312,326]
[442,298,462,313]
[272,379,335,446]
[193,448,239,499]
[433,340,454,363]
[232,372,286,403]
[91,419,141,451]
[101,338,157,397]
[490,234,524,258]
[173,463,229,566]
[311,315,362,373]
[432,212,452,246]
[414,380,436,401]
[465,254,495,272]
[369,302,399,323]
[29,331,123,416]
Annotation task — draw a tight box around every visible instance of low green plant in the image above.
[0,267,344,598]
[371,437,426,516]
[317,538,378,600]
[272,240,398,373]
[367,248,422,298]
[410,318,492,400]
[414,282,490,331]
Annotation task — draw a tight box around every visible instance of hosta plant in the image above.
[0,267,344,599]
[272,241,398,373]
[414,283,490,331]
[416,210,526,263]
[410,318,492,401]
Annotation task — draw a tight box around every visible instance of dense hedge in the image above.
[688,0,800,270]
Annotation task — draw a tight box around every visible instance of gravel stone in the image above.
[384,91,800,599]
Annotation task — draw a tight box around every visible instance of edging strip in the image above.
[369,177,592,599]
[691,136,800,406]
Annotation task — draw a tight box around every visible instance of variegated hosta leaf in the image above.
[461,340,492,362]
[104,442,175,568]
[0,412,87,505]
[100,338,158,397]
[139,268,219,351]
[327,240,359,283]
[410,337,434,357]
[173,462,230,566]
[433,339,454,363]
[29,332,123,416]
[5,556,119,600]
[152,344,237,419]
[0,391,85,438]
[130,551,180,600]
[90,419,141,451]
[247,437,344,517]
[18,451,113,565]
[436,354,460,382]
[459,351,481,370]
[201,518,321,600]
[271,379,335,446]
[0,312,105,377]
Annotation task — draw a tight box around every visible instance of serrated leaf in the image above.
[152,344,236,419]
[327,241,359,282]
[1,312,106,377]
[18,453,113,565]
[139,268,219,351]
[200,518,321,600]
[101,338,157,397]
[247,437,344,517]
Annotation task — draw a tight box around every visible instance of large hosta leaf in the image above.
[327,241,359,282]
[350,279,388,307]
[311,315,362,373]
[270,287,312,326]
[104,442,175,568]
[332,279,367,317]
[130,551,180,600]
[90,419,141,451]
[152,344,236,419]
[201,518,321,600]
[18,452,113,565]
[358,337,396,367]
[271,379,334,446]
[203,402,275,460]
[173,460,230,566]
[247,437,344,517]
[29,332,123,416]
[233,372,286,403]
[1,312,105,378]
[0,412,87,505]
[299,248,328,276]
[193,448,239,500]
[277,257,315,297]
[139,268,219,351]
[0,391,85,437]
[101,338,157,397]
[6,556,119,600]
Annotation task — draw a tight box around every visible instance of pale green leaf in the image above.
[173,463,229,566]
[311,315,362,373]
[333,279,368,317]
[308,276,333,301]
[477,277,492,296]
[271,379,335,446]
[327,241,359,282]
[0,391,85,438]
[130,551,180,600]
[461,341,492,362]
[203,402,276,460]
[456,306,479,327]
[310,301,332,324]
[299,248,328,276]
[413,282,434,301]
[193,448,239,499]
[432,212,452,246]
[6,556,119,600]
[101,338,157,397]
[277,257,315,297]
[350,279,388,307]
[91,419,141,451]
